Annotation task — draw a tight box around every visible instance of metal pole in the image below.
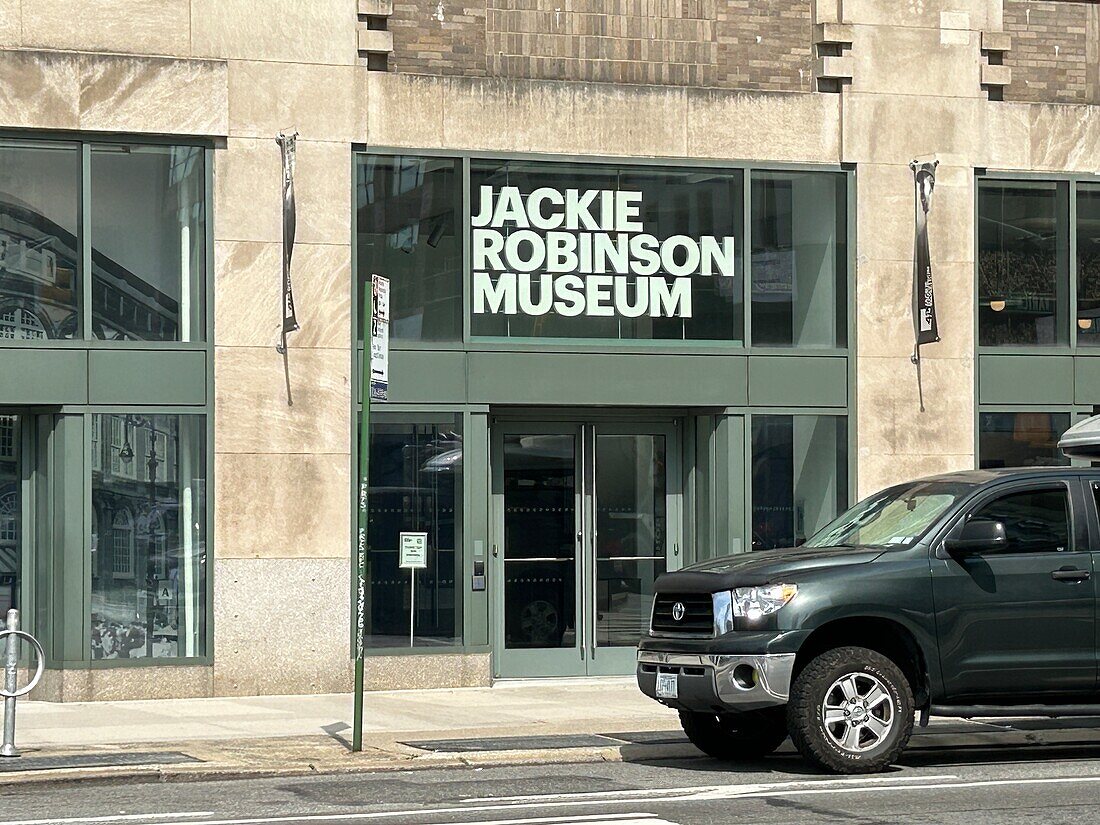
[2,609,20,757]
[352,288,372,753]
[409,568,416,649]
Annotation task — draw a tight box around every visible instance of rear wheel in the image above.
[678,707,788,760]
[787,646,914,774]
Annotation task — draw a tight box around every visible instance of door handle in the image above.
[1051,568,1091,583]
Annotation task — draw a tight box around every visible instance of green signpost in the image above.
[352,275,388,752]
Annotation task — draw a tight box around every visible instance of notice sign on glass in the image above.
[399,532,428,569]
[370,274,390,401]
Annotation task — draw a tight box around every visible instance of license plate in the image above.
[656,672,678,699]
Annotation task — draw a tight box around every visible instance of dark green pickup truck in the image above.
[638,467,1100,773]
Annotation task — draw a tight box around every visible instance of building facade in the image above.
[0,0,1097,699]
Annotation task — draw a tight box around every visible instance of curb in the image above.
[0,742,706,788]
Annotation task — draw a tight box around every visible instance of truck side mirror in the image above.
[943,518,1007,555]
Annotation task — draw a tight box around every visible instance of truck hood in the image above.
[657,545,885,591]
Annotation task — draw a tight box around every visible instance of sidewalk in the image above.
[1,678,689,784]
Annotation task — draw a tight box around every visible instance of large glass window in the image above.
[366,416,462,648]
[978,180,1069,346]
[0,416,21,631]
[751,171,847,347]
[751,414,848,551]
[91,145,207,342]
[469,160,744,341]
[1076,184,1100,344]
[0,142,81,340]
[978,411,1071,469]
[356,155,462,342]
[90,414,207,659]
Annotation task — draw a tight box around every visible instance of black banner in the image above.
[910,158,939,411]
[277,131,299,336]
[911,159,939,352]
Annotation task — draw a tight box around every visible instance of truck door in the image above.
[930,479,1096,700]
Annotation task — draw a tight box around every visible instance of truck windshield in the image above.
[804,480,975,549]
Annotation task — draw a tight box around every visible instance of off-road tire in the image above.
[786,646,914,774]
[678,707,788,760]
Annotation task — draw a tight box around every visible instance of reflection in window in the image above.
[751,171,847,347]
[978,180,1069,346]
[469,160,744,341]
[751,415,848,551]
[366,417,462,648]
[0,416,20,631]
[978,411,1071,469]
[90,414,207,659]
[90,145,206,342]
[971,488,1070,554]
[1077,185,1100,344]
[0,142,81,340]
[356,156,461,342]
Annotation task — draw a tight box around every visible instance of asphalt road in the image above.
[3,740,1100,825]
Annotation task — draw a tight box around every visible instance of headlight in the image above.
[731,584,798,622]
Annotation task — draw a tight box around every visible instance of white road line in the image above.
[0,814,215,825]
[434,816,671,825]
[721,773,1100,801]
[461,773,959,804]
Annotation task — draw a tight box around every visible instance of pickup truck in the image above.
[637,467,1100,773]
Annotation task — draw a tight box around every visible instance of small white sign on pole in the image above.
[399,532,428,569]
[370,274,390,402]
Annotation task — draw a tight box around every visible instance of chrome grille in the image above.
[651,593,713,636]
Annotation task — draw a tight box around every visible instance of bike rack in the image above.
[1,609,46,758]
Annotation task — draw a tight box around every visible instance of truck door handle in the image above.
[1051,568,1091,583]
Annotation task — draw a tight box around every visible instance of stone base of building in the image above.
[23,653,492,702]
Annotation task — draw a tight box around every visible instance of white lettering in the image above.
[614,276,649,318]
[504,229,546,272]
[473,271,517,314]
[629,234,661,276]
[519,274,554,315]
[553,274,585,316]
[546,231,578,273]
[651,277,692,317]
[493,186,529,227]
[471,185,494,228]
[472,228,506,270]
[660,235,701,277]
[586,275,615,317]
[565,189,600,231]
[700,236,736,277]
[617,191,643,232]
[528,187,565,230]
[593,233,630,274]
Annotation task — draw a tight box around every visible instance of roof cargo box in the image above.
[1058,414,1100,459]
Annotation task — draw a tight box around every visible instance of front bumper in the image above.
[636,650,796,713]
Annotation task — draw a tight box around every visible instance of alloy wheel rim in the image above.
[821,672,894,753]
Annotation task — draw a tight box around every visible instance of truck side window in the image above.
[969,488,1071,554]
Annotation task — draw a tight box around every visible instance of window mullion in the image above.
[80,142,92,341]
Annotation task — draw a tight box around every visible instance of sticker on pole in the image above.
[370,274,390,402]
[399,532,428,569]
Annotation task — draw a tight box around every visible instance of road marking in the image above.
[439,816,673,825]
[461,773,959,804]
[0,814,215,825]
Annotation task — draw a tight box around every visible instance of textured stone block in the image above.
[21,0,191,57]
[192,0,357,66]
[214,346,351,456]
[79,54,229,136]
[215,242,352,350]
[981,63,1011,87]
[228,61,358,142]
[215,453,351,559]
[361,70,446,148]
[981,30,1012,53]
[213,558,353,696]
[687,89,841,163]
[214,139,282,243]
[0,0,22,47]
[0,49,80,130]
[358,29,395,54]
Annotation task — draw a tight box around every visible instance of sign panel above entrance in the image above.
[469,160,745,342]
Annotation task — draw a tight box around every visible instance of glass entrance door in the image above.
[492,420,680,678]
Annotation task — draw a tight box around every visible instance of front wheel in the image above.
[786,646,914,774]
[679,707,788,760]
